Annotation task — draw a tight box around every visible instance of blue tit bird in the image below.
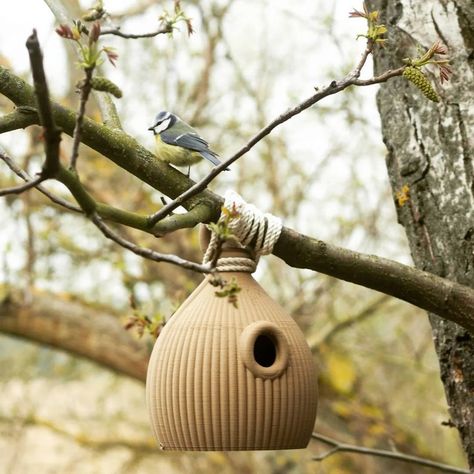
[148,111,223,171]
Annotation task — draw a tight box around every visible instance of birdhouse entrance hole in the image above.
[239,321,290,379]
[254,334,277,367]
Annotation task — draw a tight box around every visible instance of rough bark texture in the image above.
[368,0,474,468]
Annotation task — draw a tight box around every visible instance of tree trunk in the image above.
[369,0,474,468]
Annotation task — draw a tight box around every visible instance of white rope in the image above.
[203,190,283,273]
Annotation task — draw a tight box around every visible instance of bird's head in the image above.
[148,111,177,134]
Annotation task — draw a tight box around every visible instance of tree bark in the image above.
[368,0,474,467]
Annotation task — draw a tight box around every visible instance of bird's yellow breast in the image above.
[154,135,202,166]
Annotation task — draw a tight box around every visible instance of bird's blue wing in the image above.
[161,130,221,166]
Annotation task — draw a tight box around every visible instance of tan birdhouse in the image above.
[146,246,318,451]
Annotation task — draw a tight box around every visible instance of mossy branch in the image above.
[0,107,38,133]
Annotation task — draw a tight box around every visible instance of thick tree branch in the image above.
[312,432,469,474]
[1,148,206,235]
[0,288,149,381]
[1,65,473,331]
[276,228,474,333]
[0,107,38,133]
[55,164,207,234]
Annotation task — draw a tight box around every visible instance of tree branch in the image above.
[55,164,207,234]
[100,25,172,39]
[25,29,61,177]
[70,67,94,171]
[276,228,474,333]
[0,107,38,133]
[0,150,81,212]
[312,432,469,474]
[0,288,149,381]
[1,65,473,331]
[0,175,44,196]
[91,213,210,273]
[1,148,207,234]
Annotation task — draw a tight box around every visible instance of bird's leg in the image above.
[186,165,191,178]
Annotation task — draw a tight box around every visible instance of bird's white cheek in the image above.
[155,118,171,134]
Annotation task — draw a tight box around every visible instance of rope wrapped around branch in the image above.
[203,190,282,272]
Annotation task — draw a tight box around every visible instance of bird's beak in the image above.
[148,125,156,131]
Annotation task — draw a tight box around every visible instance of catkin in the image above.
[90,76,122,98]
[403,66,439,102]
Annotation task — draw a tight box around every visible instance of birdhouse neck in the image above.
[219,246,254,259]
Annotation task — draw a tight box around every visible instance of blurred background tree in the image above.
[0,0,470,472]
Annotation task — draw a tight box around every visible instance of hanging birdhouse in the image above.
[146,247,318,451]
[146,193,318,450]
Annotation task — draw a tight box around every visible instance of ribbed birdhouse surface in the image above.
[146,271,318,451]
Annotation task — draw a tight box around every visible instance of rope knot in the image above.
[203,191,282,273]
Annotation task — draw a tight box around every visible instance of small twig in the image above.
[147,41,405,226]
[353,66,405,86]
[1,31,62,198]
[25,29,61,178]
[0,175,44,197]
[0,150,80,212]
[70,67,94,171]
[311,432,469,474]
[100,25,172,39]
[91,213,211,273]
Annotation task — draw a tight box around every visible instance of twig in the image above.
[353,67,405,86]
[1,31,62,197]
[0,150,80,212]
[100,25,172,39]
[70,67,94,171]
[91,213,210,273]
[147,42,405,226]
[311,432,469,474]
[25,30,61,178]
[0,175,44,197]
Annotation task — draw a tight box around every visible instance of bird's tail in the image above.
[201,150,229,170]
